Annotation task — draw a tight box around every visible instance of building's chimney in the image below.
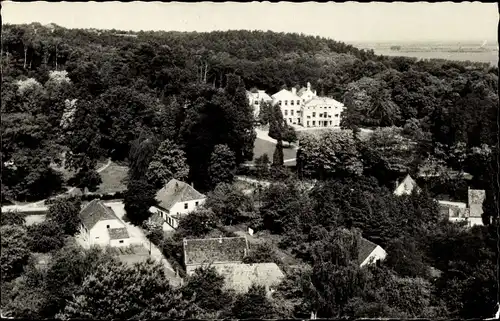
[291,87,297,95]
[314,90,317,96]
[395,179,399,190]
[307,82,311,90]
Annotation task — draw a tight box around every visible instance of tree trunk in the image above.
[23,47,27,69]
[203,63,208,84]
[55,44,58,70]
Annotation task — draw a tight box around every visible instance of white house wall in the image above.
[360,245,387,267]
[88,219,125,247]
[109,238,130,247]
[149,198,206,229]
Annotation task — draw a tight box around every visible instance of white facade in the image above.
[149,198,205,229]
[272,88,303,125]
[247,90,273,119]
[79,218,127,247]
[360,245,387,267]
[261,82,344,128]
[301,97,343,128]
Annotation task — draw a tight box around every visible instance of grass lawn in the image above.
[252,138,297,162]
[96,162,129,194]
[24,214,47,226]
[115,245,152,266]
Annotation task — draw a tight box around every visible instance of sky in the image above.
[2,1,498,43]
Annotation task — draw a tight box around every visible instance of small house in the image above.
[183,236,284,294]
[149,179,206,229]
[78,199,130,247]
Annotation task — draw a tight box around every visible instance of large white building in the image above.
[248,82,344,128]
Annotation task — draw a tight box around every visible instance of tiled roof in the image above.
[183,236,248,266]
[79,199,119,230]
[155,179,205,211]
[271,89,301,101]
[303,96,343,107]
[108,227,129,240]
[358,237,379,265]
[247,90,272,101]
[210,262,284,294]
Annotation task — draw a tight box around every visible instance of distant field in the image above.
[252,138,297,162]
[373,49,498,66]
[96,162,128,194]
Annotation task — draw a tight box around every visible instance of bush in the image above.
[0,211,25,226]
[27,221,66,253]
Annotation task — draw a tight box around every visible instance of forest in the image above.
[1,23,499,319]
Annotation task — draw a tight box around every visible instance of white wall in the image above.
[88,219,125,247]
[150,197,205,229]
[360,245,387,267]
[109,238,130,247]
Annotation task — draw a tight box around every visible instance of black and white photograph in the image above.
[1,1,498,320]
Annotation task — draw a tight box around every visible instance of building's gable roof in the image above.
[211,262,285,293]
[183,236,248,266]
[79,199,120,230]
[108,227,129,240]
[271,89,300,101]
[358,237,379,265]
[394,174,420,195]
[155,179,205,211]
[248,90,272,101]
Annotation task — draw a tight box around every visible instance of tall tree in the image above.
[60,259,196,320]
[0,225,31,281]
[208,144,236,188]
[272,139,285,167]
[123,179,156,225]
[128,132,160,181]
[146,138,189,188]
[46,196,82,235]
[205,183,255,225]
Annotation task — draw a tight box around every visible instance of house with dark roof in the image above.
[183,236,284,294]
[78,199,130,248]
[437,188,486,227]
[358,237,387,267]
[393,174,420,196]
[149,179,206,229]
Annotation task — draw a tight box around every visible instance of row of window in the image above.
[306,120,336,126]
[184,201,199,210]
[307,112,340,118]
[284,110,301,116]
[278,99,301,106]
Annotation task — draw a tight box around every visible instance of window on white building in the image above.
[297,100,300,105]
[184,203,188,209]
[291,110,294,116]
[307,121,310,126]
[284,110,288,115]
[289,118,292,123]
[312,112,316,117]
[279,100,282,105]
[119,240,124,244]
[106,225,110,228]
[312,121,316,126]
[254,101,259,105]
[284,100,288,105]
[335,114,339,117]
[307,116,310,119]
[195,201,199,206]
[291,100,294,105]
